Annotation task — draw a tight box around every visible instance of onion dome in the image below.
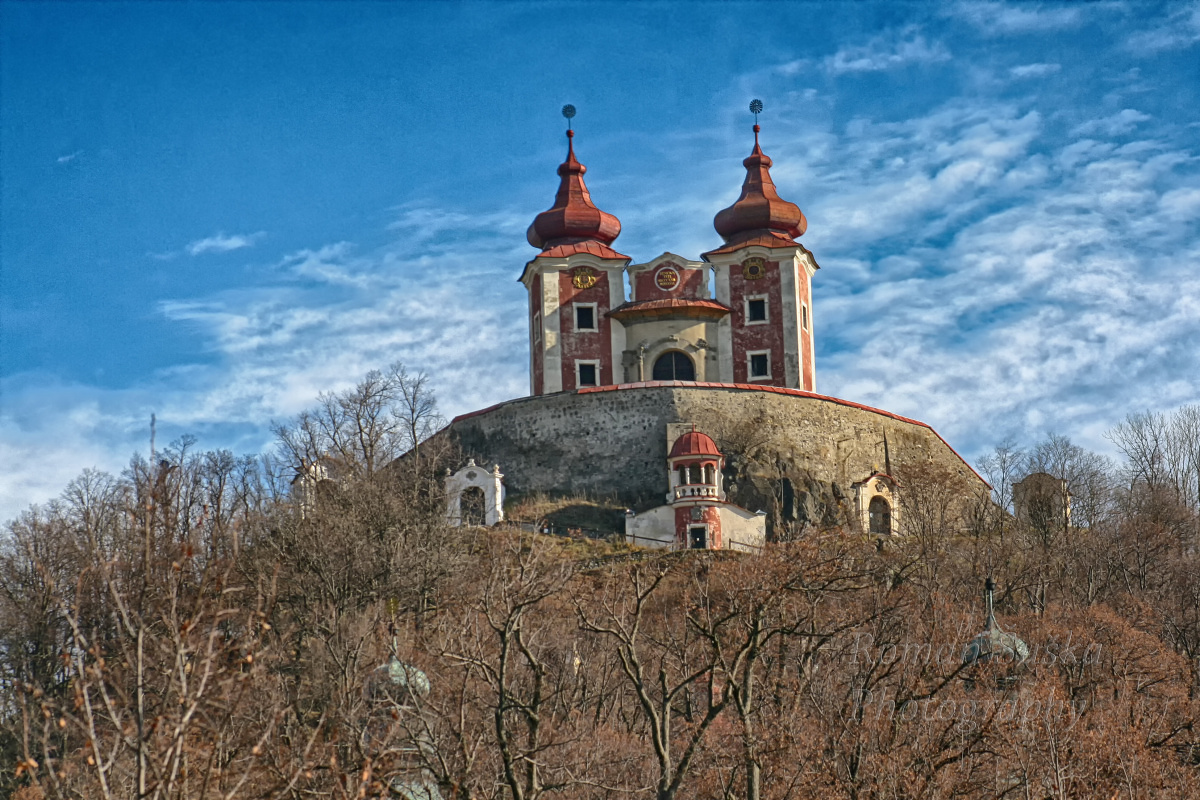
[527,130,623,251]
[670,430,722,459]
[713,125,807,247]
[367,653,431,706]
[962,577,1030,667]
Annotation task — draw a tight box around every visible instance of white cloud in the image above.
[185,231,266,256]
[1159,187,1200,220]
[1009,62,1061,78]
[1124,1,1200,52]
[824,27,951,74]
[1,231,531,522]
[802,101,1199,460]
[1070,108,1152,137]
[949,2,1085,34]
[56,150,83,164]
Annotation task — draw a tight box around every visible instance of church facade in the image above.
[520,124,816,396]
[440,113,987,548]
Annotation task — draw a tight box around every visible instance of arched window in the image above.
[704,464,716,485]
[868,496,892,535]
[689,464,702,485]
[652,351,695,381]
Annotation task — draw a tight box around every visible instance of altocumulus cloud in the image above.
[794,97,1200,456]
[1123,0,1200,53]
[947,1,1084,34]
[824,26,951,74]
[0,217,533,521]
[186,231,267,256]
[1009,63,1061,79]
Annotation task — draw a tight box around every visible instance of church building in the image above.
[441,105,987,548]
[521,121,816,395]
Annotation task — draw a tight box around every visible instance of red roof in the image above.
[536,240,629,260]
[527,130,622,251]
[703,230,800,257]
[607,298,731,322]
[669,430,722,459]
[712,125,806,245]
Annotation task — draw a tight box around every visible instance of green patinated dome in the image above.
[385,657,431,696]
[962,577,1030,667]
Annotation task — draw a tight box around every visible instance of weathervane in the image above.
[749,98,763,124]
[562,103,576,132]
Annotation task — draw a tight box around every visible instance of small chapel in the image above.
[441,103,987,549]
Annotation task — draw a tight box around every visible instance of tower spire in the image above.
[712,99,807,247]
[526,105,622,251]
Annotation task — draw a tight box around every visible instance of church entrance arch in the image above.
[652,351,695,382]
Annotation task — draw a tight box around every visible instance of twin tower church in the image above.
[522,117,816,396]
[441,106,986,549]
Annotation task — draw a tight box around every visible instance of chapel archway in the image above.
[461,487,487,527]
[445,460,505,527]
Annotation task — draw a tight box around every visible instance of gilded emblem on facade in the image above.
[655,266,680,290]
[571,266,598,289]
[742,257,766,280]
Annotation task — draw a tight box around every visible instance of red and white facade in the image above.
[521,123,819,395]
[625,429,766,552]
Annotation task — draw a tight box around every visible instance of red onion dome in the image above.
[669,430,722,459]
[527,130,622,250]
[713,125,806,244]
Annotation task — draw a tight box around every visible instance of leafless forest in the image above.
[3,366,1198,799]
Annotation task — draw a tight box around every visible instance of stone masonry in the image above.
[442,382,986,530]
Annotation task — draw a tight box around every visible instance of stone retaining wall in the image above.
[441,383,985,524]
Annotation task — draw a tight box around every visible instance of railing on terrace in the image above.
[673,484,720,501]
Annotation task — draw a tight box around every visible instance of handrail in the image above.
[673,485,720,500]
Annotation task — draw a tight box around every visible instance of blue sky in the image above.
[3,1,1199,520]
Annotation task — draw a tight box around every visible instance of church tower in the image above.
[703,119,818,391]
[519,118,630,395]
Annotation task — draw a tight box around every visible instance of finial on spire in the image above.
[749,99,763,142]
[526,104,623,252]
[711,97,806,246]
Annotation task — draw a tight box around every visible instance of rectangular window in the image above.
[533,310,541,343]
[802,303,809,331]
[745,295,768,324]
[576,360,600,388]
[747,350,771,380]
[574,303,598,332]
